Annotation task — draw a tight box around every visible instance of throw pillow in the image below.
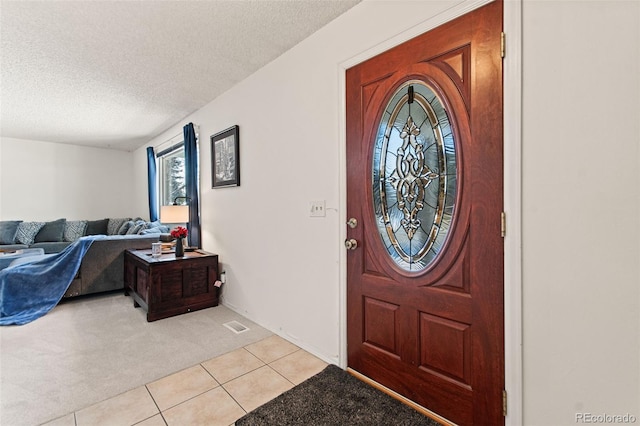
[16,222,46,245]
[118,220,134,235]
[0,220,22,244]
[64,220,88,242]
[35,218,67,242]
[140,226,169,235]
[85,218,109,235]
[107,218,131,235]
[139,223,169,234]
[145,220,162,229]
[126,220,147,235]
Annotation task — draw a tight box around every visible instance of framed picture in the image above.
[211,125,240,188]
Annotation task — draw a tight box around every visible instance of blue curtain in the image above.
[146,147,159,222]
[184,123,201,248]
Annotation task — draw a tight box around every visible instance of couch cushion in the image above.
[15,222,46,245]
[64,220,88,242]
[85,218,109,235]
[35,218,67,243]
[0,220,22,245]
[108,218,131,235]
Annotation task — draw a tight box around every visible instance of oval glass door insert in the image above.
[372,80,457,272]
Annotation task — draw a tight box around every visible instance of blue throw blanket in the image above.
[0,236,100,325]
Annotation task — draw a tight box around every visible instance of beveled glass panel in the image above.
[372,81,457,272]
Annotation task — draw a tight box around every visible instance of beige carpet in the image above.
[0,292,272,426]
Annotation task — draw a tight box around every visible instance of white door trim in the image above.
[337,1,523,424]
[502,1,523,423]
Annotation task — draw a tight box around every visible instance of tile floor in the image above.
[42,335,328,426]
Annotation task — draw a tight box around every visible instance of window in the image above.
[158,143,186,206]
[372,81,457,272]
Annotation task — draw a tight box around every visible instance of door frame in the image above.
[337,0,523,424]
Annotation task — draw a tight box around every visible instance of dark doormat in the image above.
[236,364,443,425]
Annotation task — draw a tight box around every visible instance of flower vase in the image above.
[175,237,184,257]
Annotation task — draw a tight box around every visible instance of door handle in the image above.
[344,239,359,250]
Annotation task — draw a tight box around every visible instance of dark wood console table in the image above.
[124,249,219,321]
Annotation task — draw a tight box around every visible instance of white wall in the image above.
[131,0,634,424]
[522,0,639,424]
[136,0,462,361]
[0,137,139,220]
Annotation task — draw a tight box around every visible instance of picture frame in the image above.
[211,125,240,188]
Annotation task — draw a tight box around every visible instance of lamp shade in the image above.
[160,205,189,223]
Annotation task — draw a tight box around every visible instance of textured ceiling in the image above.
[0,0,360,151]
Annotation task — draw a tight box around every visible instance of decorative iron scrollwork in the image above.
[387,115,440,240]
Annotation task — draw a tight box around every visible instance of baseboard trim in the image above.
[346,368,456,426]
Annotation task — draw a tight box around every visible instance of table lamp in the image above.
[160,197,191,246]
[159,204,189,224]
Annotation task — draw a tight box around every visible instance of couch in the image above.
[0,218,170,298]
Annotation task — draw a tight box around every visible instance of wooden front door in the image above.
[346,2,504,425]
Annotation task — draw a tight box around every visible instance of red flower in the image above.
[170,226,188,239]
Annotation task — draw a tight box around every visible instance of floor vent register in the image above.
[223,320,250,334]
